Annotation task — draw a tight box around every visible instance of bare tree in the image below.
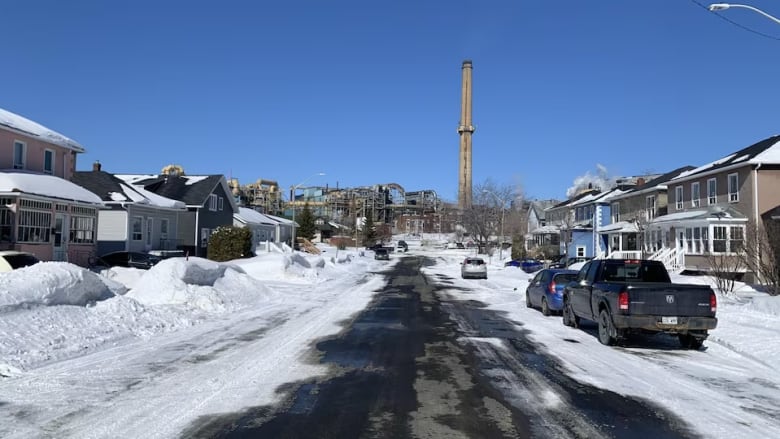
[461,179,516,253]
[739,220,780,296]
[706,253,745,294]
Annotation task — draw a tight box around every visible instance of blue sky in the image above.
[3,0,780,203]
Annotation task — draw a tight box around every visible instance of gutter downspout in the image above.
[194,206,199,258]
[754,163,762,280]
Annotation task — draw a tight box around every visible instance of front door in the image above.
[53,213,68,261]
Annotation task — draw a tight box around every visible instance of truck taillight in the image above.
[710,293,717,313]
[549,281,556,294]
[618,291,629,311]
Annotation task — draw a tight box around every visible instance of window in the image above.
[13,141,26,169]
[691,182,700,208]
[730,226,744,252]
[576,246,585,257]
[17,199,52,243]
[69,214,95,244]
[132,216,143,241]
[611,202,620,223]
[146,218,153,247]
[707,178,717,205]
[160,218,169,239]
[675,186,683,210]
[218,197,224,211]
[208,194,218,211]
[712,226,727,253]
[0,197,14,241]
[728,173,739,202]
[43,149,55,174]
[646,195,656,220]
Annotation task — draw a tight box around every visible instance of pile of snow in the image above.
[0,262,124,311]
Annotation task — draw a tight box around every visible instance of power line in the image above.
[690,0,780,41]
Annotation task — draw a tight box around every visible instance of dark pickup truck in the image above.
[562,259,717,349]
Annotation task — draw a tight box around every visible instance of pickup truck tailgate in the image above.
[625,283,714,317]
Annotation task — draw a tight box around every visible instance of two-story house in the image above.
[0,107,102,265]
[118,168,238,257]
[524,199,560,257]
[72,162,187,256]
[600,166,695,262]
[647,135,780,279]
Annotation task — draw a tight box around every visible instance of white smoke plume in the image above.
[565,164,616,198]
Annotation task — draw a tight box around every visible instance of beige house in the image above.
[645,135,780,277]
[0,108,102,265]
[599,166,694,263]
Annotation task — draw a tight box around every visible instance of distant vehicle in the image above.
[461,256,487,279]
[374,248,390,260]
[396,240,408,252]
[525,269,579,316]
[549,256,592,269]
[0,250,41,272]
[562,259,717,348]
[505,259,544,273]
[91,251,162,270]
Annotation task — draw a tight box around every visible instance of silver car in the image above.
[461,257,487,279]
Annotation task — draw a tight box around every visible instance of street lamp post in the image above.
[482,190,506,262]
[290,172,325,252]
[708,3,780,24]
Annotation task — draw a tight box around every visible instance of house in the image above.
[233,207,278,252]
[646,134,780,278]
[600,166,695,260]
[524,199,560,256]
[118,169,239,257]
[71,162,186,256]
[0,107,102,265]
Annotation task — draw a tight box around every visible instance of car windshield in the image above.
[553,273,577,284]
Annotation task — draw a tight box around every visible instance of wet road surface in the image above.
[183,256,698,439]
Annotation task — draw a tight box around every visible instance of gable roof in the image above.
[235,207,278,226]
[673,135,780,182]
[0,108,85,152]
[610,166,696,200]
[72,171,185,209]
[116,174,237,212]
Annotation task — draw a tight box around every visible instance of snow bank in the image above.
[0,262,123,311]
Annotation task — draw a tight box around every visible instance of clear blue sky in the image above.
[3,0,780,202]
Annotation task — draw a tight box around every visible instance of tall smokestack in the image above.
[457,60,474,209]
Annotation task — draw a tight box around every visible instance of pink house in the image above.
[0,108,102,266]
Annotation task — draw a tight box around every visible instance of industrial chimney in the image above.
[457,60,475,209]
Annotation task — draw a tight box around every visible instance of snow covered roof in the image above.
[673,135,780,182]
[598,221,639,234]
[530,225,560,235]
[0,108,85,152]
[72,171,185,209]
[0,171,102,204]
[650,206,747,224]
[235,207,278,225]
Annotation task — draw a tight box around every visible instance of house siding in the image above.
[0,129,76,179]
[669,166,754,218]
[97,210,128,241]
[756,167,780,216]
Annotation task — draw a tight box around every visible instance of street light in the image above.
[708,3,780,25]
[290,172,325,252]
[482,190,507,262]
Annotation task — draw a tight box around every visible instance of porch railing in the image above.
[607,250,642,260]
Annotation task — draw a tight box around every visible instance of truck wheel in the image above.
[598,309,617,346]
[678,333,705,350]
[526,292,532,308]
[562,300,579,328]
[541,297,551,316]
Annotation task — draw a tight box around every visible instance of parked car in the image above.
[461,256,487,279]
[91,251,162,270]
[505,259,544,273]
[562,259,717,348]
[549,256,592,269]
[374,248,390,260]
[396,240,408,252]
[0,250,41,272]
[525,269,579,316]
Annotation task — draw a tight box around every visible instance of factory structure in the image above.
[228,60,475,238]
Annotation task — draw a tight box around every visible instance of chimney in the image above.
[93,160,102,172]
[637,177,645,187]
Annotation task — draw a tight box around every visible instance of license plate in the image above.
[661,317,678,325]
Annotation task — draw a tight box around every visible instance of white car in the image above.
[461,257,487,279]
[0,250,41,272]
